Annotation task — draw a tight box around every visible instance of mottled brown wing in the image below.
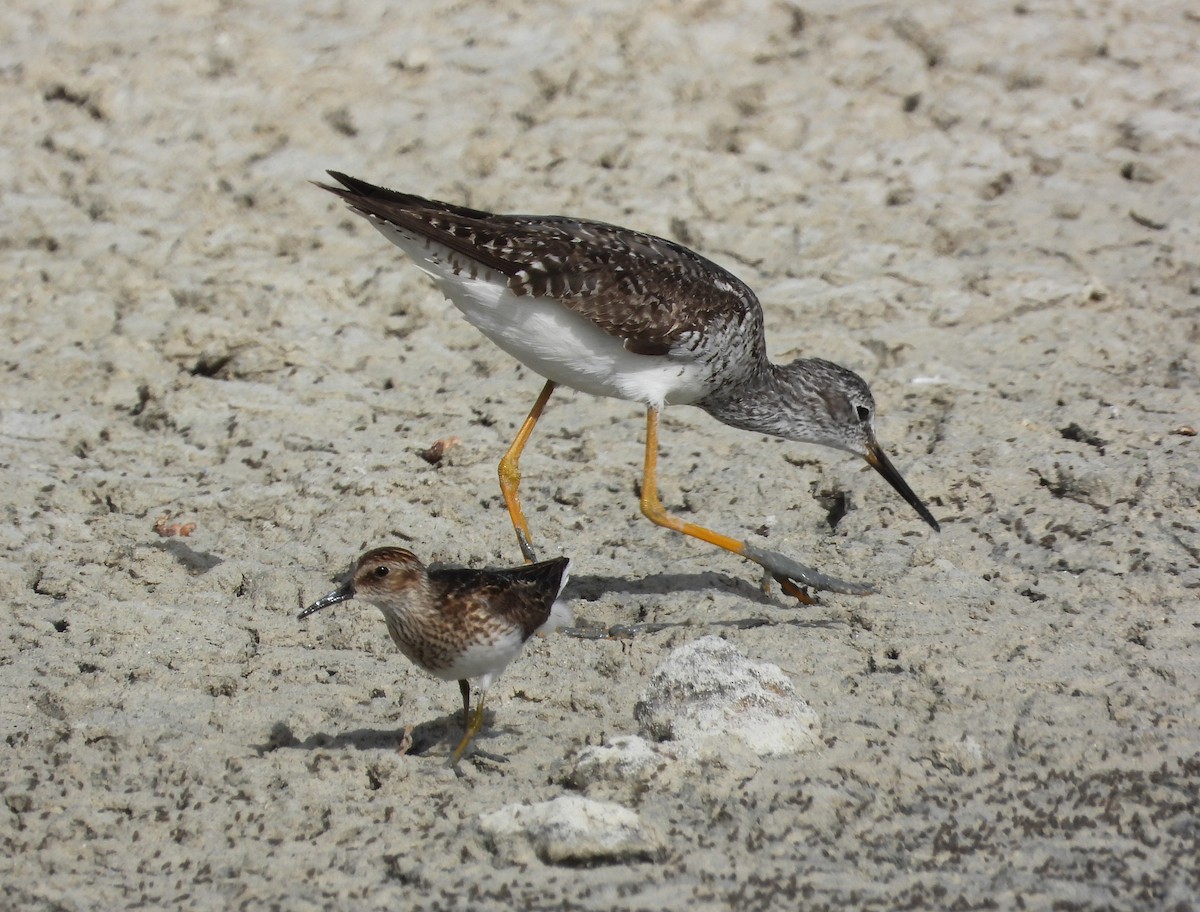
[318,172,765,356]
[430,557,569,640]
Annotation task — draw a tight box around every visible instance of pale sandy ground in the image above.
[2,0,1198,908]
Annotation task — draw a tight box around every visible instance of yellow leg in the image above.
[639,407,872,602]
[450,689,486,766]
[499,380,557,563]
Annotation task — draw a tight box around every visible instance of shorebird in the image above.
[317,172,939,601]
[300,547,571,765]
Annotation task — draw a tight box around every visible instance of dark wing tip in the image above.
[522,555,570,594]
[314,172,497,221]
[314,170,375,200]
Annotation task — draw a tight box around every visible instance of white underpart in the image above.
[368,219,712,408]
[537,558,574,633]
[430,627,525,694]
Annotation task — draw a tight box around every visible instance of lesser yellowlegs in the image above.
[316,173,939,601]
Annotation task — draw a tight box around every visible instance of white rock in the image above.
[479,795,661,866]
[633,635,821,758]
[566,735,670,788]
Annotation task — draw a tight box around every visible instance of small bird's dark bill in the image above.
[298,583,355,619]
[864,444,940,531]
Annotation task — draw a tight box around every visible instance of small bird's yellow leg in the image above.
[499,380,557,563]
[450,691,486,765]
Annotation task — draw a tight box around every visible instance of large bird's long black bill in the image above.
[298,582,355,620]
[865,444,940,531]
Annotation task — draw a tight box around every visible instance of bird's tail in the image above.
[537,558,573,633]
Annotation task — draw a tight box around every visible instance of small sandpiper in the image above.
[317,172,939,601]
[300,547,572,765]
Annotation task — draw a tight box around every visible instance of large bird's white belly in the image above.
[444,277,710,407]
[371,221,711,408]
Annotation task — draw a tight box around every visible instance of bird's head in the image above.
[771,358,940,531]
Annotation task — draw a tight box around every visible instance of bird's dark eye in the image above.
[856,405,871,422]
[373,566,390,578]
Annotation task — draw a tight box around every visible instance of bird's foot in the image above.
[741,543,874,602]
[396,724,414,757]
